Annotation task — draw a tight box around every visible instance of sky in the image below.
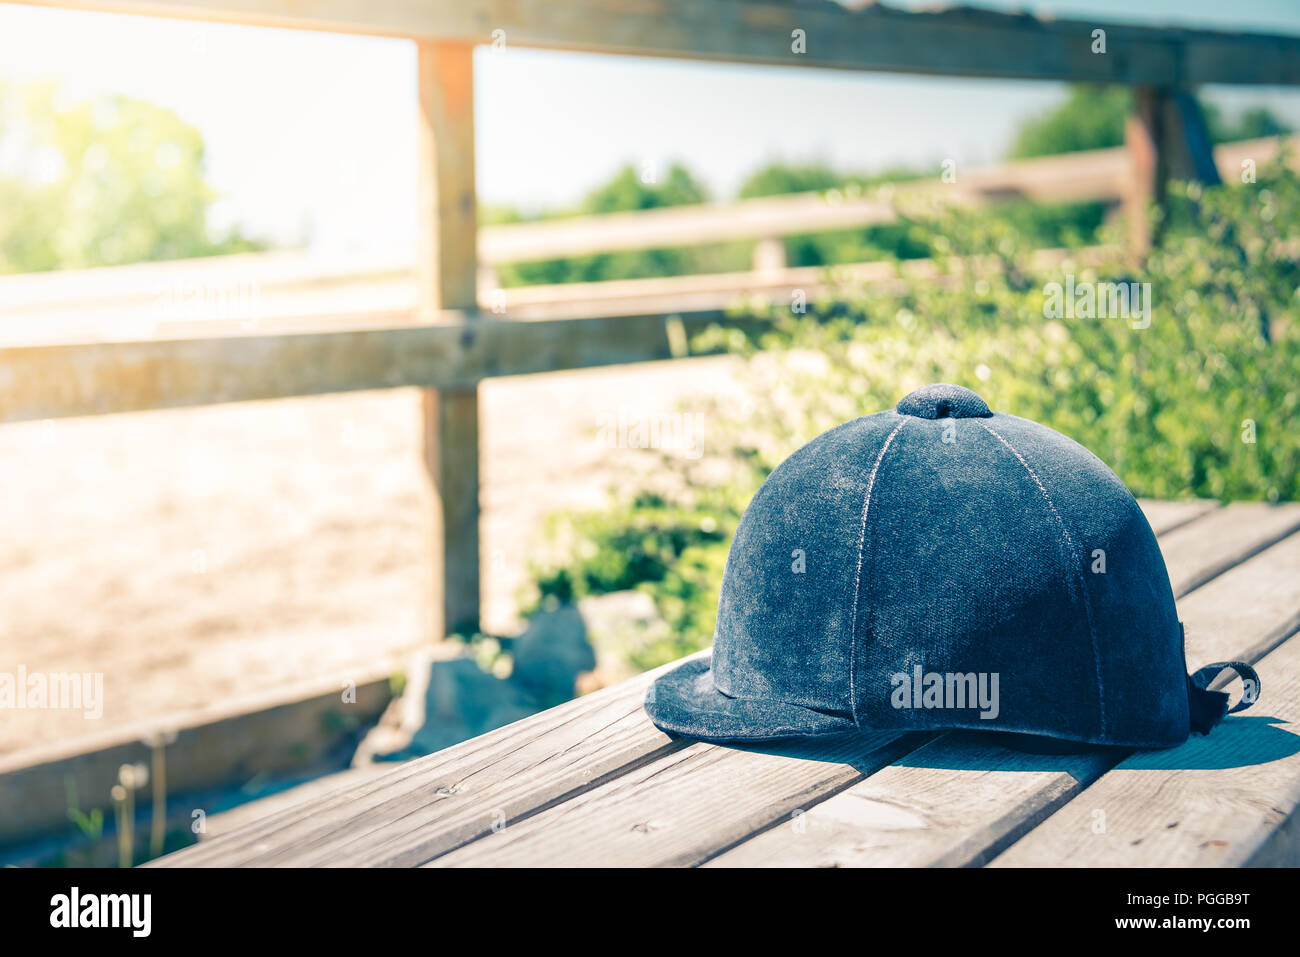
[1,0,1299,253]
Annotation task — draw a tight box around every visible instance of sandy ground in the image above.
[0,355,743,757]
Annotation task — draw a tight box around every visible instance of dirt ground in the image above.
[0,355,743,757]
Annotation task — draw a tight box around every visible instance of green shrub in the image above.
[527,158,1300,669]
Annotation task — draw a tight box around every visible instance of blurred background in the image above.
[1,0,1298,864]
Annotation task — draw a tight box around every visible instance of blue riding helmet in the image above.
[644,384,1258,749]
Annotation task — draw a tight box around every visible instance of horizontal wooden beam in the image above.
[0,665,396,847]
[0,137,1290,331]
[12,0,1300,85]
[0,245,1099,347]
[486,132,1289,263]
[500,244,1114,319]
[1,245,1124,423]
[482,146,1127,263]
[0,310,725,423]
[26,233,1300,424]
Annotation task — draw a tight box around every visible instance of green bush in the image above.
[716,166,1300,503]
[521,91,1296,671]
[526,158,1300,670]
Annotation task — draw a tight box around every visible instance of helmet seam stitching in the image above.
[847,416,907,728]
[979,420,1107,739]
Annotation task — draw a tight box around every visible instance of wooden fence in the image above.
[5,0,1300,641]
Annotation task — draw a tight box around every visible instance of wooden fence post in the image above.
[1125,85,1222,256]
[1125,86,1162,256]
[417,41,481,639]
[751,236,787,276]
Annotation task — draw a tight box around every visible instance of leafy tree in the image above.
[738,161,849,199]
[498,161,739,286]
[737,161,918,200]
[579,161,708,214]
[1010,84,1291,160]
[1206,104,1291,143]
[0,80,263,275]
[1010,85,1132,159]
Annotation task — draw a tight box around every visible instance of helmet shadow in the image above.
[720,715,1298,774]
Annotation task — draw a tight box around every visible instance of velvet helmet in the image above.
[644,384,1258,748]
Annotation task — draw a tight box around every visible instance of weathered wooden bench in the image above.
[154,500,1300,867]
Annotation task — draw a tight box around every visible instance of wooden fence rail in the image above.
[0,137,1292,426]
[16,1,1300,85]
[1,135,1291,329]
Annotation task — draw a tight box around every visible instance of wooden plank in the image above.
[11,1,1300,85]
[1178,529,1300,672]
[406,502,1266,867]
[991,561,1300,867]
[1135,498,1217,536]
[150,651,707,866]
[199,764,395,841]
[704,731,1116,868]
[1159,503,1300,598]
[149,502,1278,867]
[427,732,924,868]
[0,666,395,846]
[1250,807,1300,865]
[417,40,482,638]
[705,524,1300,868]
[0,310,726,424]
